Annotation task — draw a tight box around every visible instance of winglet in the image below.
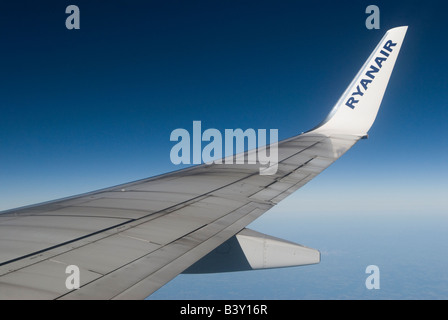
[311,26,408,136]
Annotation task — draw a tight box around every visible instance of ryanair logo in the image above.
[345,40,397,109]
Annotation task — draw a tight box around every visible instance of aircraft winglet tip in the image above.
[387,26,408,33]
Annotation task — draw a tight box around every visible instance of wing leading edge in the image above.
[0,27,407,299]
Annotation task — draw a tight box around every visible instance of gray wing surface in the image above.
[0,26,407,300]
[0,133,358,299]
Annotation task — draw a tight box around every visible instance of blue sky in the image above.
[1,1,447,299]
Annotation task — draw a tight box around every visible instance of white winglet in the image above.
[311,26,408,136]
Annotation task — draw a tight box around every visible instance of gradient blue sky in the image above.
[0,1,447,299]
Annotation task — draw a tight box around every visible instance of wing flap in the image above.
[58,203,267,300]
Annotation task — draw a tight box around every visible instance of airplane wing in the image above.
[0,27,407,300]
